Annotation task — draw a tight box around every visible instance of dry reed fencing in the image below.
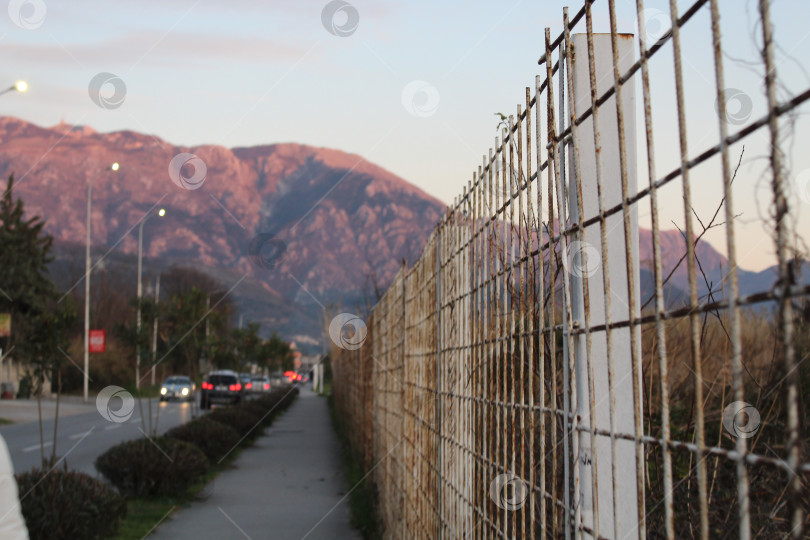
[331,0,810,538]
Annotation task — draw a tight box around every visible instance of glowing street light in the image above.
[0,80,29,97]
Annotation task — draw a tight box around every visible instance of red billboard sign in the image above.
[89,330,106,353]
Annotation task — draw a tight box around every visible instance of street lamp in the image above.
[136,207,166,389]
[0,81,28,97]
[201,288,228,376]
[84,162,120,403]
[149,274,161,387]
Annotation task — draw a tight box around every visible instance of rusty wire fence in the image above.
[331,0,810,538]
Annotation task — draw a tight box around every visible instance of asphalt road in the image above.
[0,396,199,477]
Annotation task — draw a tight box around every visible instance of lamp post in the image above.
[136,208,166,390]
[200,288,228,376]
[149,274,161,387]
[84,162,120,403]
[0,80,28,97]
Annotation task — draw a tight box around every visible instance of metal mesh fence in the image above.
[332,0,810,538]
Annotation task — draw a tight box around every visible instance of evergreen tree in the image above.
[0,175,55,330]
[0,175,76,462]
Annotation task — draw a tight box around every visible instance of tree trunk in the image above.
[36,379,44,465]
[51,368,61,463]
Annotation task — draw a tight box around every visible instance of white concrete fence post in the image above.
[568,33,643,539]
[313,363,321,393]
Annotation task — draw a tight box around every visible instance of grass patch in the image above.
[0,417,12,425]
[327,394,380,539]
[112,498,175,540]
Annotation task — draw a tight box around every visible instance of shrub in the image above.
[198,388,298,445]
[249,388,298,418]
[95,437,208,497]
[165,417,241,462]
[237,401,276,426]
[254,386,298,409]
[16,467,126,540]
[206,406,264,441]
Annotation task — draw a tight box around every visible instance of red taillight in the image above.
[202,382,213,390]
[263,383,270,390]
[245,382,252,389]
[229,383,241,391]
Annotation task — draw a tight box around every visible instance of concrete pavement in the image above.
[149,386,361,540]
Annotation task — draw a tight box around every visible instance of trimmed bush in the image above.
[206,406,264,441]
[165,417,241,462]
[95,436,208,497]
[237,401,276,426]
[16,467,126,540]
[254,386,298,409]
[194,387,298,449]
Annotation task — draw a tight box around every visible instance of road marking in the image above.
[104,424,122,430]
[22,441,52,452]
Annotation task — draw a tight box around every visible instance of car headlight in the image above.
[181,387,189,395]
[160,387,167,395]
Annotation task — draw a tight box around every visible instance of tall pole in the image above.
[82,163,118,403]
[136,219,145,390]
[83,180,92,403]
[151,274,160,386]
[204,295,210,375]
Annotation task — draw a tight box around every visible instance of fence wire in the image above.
[332,0,810,538]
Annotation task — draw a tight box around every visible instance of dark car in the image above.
[159,375,195,402]
[200,370,243,409]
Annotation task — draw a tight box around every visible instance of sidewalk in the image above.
[0,395,96,424]
[149,387,361,540]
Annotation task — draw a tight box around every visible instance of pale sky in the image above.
[1,0,808,272]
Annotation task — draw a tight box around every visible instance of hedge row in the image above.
[95,386,298,497]
[16,385,298,540]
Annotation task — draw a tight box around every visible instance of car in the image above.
[200,370,243,409]
[239,373,254,393]
[250,376,271,393]
[269,372,285,387]
[159,375,195,402]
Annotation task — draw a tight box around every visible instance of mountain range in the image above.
[0,116,800,349]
